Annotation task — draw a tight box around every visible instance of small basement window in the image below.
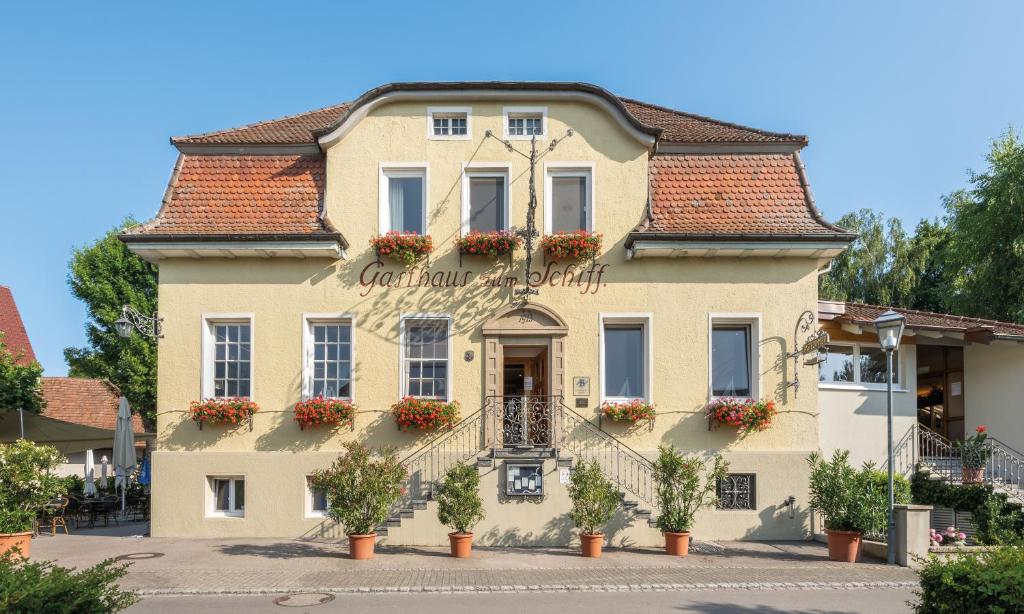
[209,477,245,517]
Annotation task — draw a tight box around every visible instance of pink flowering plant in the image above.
[601,399,656,424]
[955,425,992,469]
[370,231,434,266]
[706,398,778,433]
[540,231,602,262]
[930,526,967,547]
[456,230,521,258]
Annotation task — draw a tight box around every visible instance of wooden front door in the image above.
[501,348,550,447]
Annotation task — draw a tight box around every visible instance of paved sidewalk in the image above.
[31,528,918,596]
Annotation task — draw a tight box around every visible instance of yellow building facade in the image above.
[124,83,854,545]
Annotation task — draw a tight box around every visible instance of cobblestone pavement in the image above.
[31,528,918,596]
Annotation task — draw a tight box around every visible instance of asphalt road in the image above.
[127,588,916,614]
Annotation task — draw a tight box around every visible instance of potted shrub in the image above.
[567,460,619,558]
[293,397,356,430]
[435,463,485,558]
[370,231,433,266]
[706,398,777,433]
[0,440,66,558]
[189,398,258,427]
[456,230,521,259]
[601,400,655,424]
[806,450,876,563]
[311,442,406,560]
[540,231,602,262]
[956,425,991,484]
[652,445,728,556]
[392,397,460,431]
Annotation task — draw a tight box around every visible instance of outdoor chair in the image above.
[45,497,71,536]
[95,496,120,527]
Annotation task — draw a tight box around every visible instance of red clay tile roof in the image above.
[0,286,36,365]
[171,84,804,146]
[825,301,1024,338]
[41,377,145,433]
[619,99,806,145]
[122,154,338,239]
[637,153,851,238]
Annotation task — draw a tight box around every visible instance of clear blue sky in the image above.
[1,1,1022,375]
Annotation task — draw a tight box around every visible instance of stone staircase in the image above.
[917,424,1024,504]
[376,397,658,535]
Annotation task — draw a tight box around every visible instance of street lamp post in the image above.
[873,309,906,565]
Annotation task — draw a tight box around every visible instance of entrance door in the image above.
[501,347,551,447]
[916,345,965,440]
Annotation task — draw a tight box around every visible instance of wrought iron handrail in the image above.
[394,406,488,508]
[916,424,1024,500]
[553,400,657,510]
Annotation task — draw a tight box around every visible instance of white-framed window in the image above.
[709,314,761,399]
[399,315,452,401]
[818,342,900,389]
[379,163,428,235]
[461,165,510,234]
[302,315,354,400]
[201,314,254,399]
[544,164,594,233]
[503,106,547,139]
[427,107,471,140]
[599,313,653,403]
[305,476,329,518]
[208,476,245,517]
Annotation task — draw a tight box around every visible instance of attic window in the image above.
[427,107,471,140]
[503,106,547,139]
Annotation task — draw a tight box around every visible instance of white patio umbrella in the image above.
[113,397,137,516]
[99,455,109,491]
[84,449,97,497]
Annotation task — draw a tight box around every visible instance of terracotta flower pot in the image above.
[0,532,32,558]
[825,529,862,563]
[580,533,604,558]
[449,532,474,558]
[347,533,376,560]
[962,466,984,484]
[663,531,691,556]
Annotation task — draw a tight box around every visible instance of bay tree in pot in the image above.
[436,463,485,558]
[653,445,728,556]
[568,460,620,558]
[806,450,873,563]
[0,440,66,558]
[311,442,406,560]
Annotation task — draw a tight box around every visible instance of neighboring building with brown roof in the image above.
[124,82,859,542]
[41,378,145,434]
[0,285,36,365]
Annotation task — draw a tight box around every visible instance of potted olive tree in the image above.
[436,463,485,558]
[653,445,728,556]
[806,449,872,563]
[311,442,406,560]
[567,460,620,558]
[0,440,66,558]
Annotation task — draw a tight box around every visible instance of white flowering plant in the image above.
[0,440,66,533]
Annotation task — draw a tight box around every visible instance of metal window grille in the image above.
[717,473,756,510]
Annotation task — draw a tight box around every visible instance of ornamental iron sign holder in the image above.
[786,310,829,398]
[484,128,574,304]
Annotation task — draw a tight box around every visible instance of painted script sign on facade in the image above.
[358,261,611,297]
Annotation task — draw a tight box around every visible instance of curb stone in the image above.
[134,580,919,597]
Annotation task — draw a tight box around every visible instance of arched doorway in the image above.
[482,303,568,448]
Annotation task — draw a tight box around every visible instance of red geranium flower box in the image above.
[189,398,259,427]
[370,231,434,266]
[601,399,656,424]
[392,396,460,431]
[706,398,777,433]
[456,230,521,258]
[540,231,602,262]
[293,396,357,430]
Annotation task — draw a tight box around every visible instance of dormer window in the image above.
[503,106,547,139]
[427,107,471,140]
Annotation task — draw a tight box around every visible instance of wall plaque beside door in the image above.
[573,376,590,396]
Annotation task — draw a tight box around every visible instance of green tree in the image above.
[905,218,951,313]
[64,219,158,427]
[819,209,915,306]
[943,129,1024,323]
[0,333,45,415]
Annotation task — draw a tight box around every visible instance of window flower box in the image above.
[392,396,460,431]
[189,398,259,428]
[601,399,656,424]
[370,231,433,266]
[456,230,521,258]
[706,398,777,433]
[540,231,602,262]
[293,397,356,430]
